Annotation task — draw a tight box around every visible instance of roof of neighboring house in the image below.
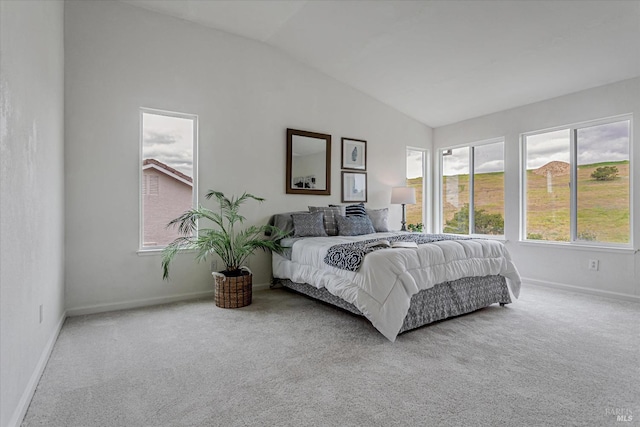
[143,158,193,186]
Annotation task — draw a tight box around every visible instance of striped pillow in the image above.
[345,203,366,217]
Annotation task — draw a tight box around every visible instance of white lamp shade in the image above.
[390,187,416,204]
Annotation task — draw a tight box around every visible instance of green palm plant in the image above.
[161,190,284,280]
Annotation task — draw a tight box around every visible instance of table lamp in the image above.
[390,186,416,231]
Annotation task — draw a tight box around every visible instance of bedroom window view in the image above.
[576,121,630,244]
[442,147,470,234]
[523,117,630,245]
[406,148,425,230]
[523,129,571,241]
[473,142,505,234]
[441,141,505,236]
[140,109,197,249]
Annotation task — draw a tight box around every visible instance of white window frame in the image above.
[138,107,199,253]
[437,137,505,238]
[520,113,633,250]
[406,147,431,232]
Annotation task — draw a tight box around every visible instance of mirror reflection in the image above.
[286,129,331,195]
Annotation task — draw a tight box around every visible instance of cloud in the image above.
[143,131,178,145]
[442,147,469,176]
[577,121,629,165]
[141,112,195,177]
[406,150,424,179]
[475,159,504,174]
[525,129,570,169]
[525,120,630,169]
[442,141,505,175]
[474,142,504,173]
[440,120,629,177]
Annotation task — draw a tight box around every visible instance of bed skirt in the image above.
[274,275,511,334]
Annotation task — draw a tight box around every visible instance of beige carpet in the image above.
[22,284,639,426]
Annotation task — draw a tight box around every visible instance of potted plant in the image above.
[161,190,284,308]
[407,223,424,233]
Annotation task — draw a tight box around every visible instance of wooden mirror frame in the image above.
[286,128,331,195]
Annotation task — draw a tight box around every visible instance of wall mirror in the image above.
[286,128,331,195]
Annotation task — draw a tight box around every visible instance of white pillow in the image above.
[366,208,390,232]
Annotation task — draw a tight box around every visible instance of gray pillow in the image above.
[366,208,390,232]
[336,215,375,236]
[308,206,341,236]
[266,211,308,238]
[292,211,328,237]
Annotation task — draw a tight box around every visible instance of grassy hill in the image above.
[406,177,424,226]
[526,160,629,242]
[439,160,629,243]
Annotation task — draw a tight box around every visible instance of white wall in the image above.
[0,1,66,426]
[64,1,431,312]
[434,78,640,299]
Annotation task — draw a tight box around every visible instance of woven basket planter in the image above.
[214,272,252,308]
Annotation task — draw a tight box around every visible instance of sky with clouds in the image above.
[441,119,629,176]
[525,120,629,169]
[407,149,425,179]
[142,113,194,177]
[442,141,504,176]
[576,120,630,166]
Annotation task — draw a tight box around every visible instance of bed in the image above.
[269,210,521,342]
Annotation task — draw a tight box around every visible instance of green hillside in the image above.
[440,160,629,243]
[406,177,423,226]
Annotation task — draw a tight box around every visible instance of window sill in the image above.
[518,240,637,254]
[441,233,507,243]
[137,248,164,256]
[137,248,196,256]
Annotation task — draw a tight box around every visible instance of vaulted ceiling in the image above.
[121,0,640,128]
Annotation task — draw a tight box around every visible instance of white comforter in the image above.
[272,232,521,341]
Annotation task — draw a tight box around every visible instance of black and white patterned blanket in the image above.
[323,234,471,272]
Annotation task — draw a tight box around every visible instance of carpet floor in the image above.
[22,284,639,426]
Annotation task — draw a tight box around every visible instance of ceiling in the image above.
[121,0,640,128]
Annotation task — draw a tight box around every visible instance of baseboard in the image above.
[523,277,640,303]
[253,282,270,291]
[8,310,67,427]
[66,283,275,317]
[66,290,215,317]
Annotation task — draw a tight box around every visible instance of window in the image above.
[440,139,504,236]
[406,148,426,230]
[522,115,631,246]
[140,109,197,249]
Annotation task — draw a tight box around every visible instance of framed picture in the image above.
[341,137,366,171]
[342,172,367,203]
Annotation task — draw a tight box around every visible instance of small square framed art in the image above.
[341,171,367,203]
[341,138,366,171]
